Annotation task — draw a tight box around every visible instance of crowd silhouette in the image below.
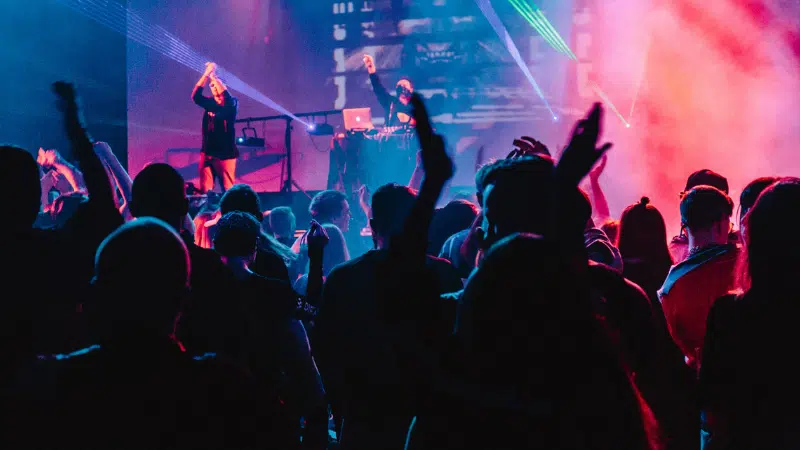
[0,81,797,450]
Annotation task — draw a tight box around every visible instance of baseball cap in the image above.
[683,169,729,195]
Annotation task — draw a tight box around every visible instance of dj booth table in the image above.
[327,127,418,195]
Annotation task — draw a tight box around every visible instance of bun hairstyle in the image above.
[639,197,650,207]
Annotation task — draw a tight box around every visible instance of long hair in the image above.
[617,197,673,277]
[738,177,800,293]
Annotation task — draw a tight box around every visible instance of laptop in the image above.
[342,108,374,131]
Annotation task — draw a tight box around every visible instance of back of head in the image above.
[268,206,296,238]
[744,177,800,290]
[429,199,479,254]
[618,197,672,266]
[740,176,779,222]
[52,191,89,229]
[600,219,620,243]
[220,184,262,220]
[131,163,187,225]
[474,159,501,205]
[213,211,261,258]
[308,190,347,224]
[684,169,729,194]
[370,183,417,238]
[680,185,733,232]
[93,218,189,326]
[480,155,556,238]
[0,145,41,230]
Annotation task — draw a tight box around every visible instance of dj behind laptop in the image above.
[342,107,414,136]
[342,108,374,132]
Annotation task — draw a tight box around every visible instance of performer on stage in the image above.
[192,62,239,193]
[362,54,416,128]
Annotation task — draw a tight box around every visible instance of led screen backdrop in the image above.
[127,0,578,191]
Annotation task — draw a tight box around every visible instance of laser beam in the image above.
[508,0,576,60]
[55,0,309,126]
[591,84,630,128]
[475,0,556,120]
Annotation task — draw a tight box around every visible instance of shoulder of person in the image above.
[425,254,463,287]
[328,248,376,275]
[589,261,650,303]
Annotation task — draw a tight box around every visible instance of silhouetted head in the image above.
[220,184,297,261]
[51,191,89,229]
[682,169,729,196]
[429,199,479,255]
[0,145,41,230]
[267,206,296,241]
[474,158,502,207]
[93,218,189,336]
[130,163,188,230]
[680,185,733,246]
[213,211,261,264]
[600,219,620,243]
[739,176,779,225]
[478,155,556,251]
[370,183,416,248]
[220,184,262,221]
[617,197,673,267]
[743,177,800,291]
[309,189,350,232]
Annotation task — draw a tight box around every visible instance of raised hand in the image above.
[204,62,217,75]
[589,154,607,181]
[557,103,612,187]
[508,136,550,159]
[520,136,551,156]
[363,54,376,74]
[37,148,57,168]
[307,220,330,256]
[357,185,371,211]
[411,93,453,184]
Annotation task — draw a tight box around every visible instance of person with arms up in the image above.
[192,62,239,193]
[362,54,415,128]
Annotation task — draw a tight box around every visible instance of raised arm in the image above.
[94,142,133,219]
[305,220,328,308]
[39,148,86,192]
[408,151,424,191]
[209,73,238,118]
[397,94,454,257]
[587,155,611,222]
[363,54,393,111]
[53,82,115,212]
[191,62,222,111]
[553,103,612,260]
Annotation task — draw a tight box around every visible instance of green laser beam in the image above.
[508,0,575,58]
[534,9,577,59]
[508,0,562,51]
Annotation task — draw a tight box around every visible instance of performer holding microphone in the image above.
[192,62,239,193]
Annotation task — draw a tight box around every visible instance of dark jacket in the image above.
[192,86,239,160]
[369,73,412,127]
